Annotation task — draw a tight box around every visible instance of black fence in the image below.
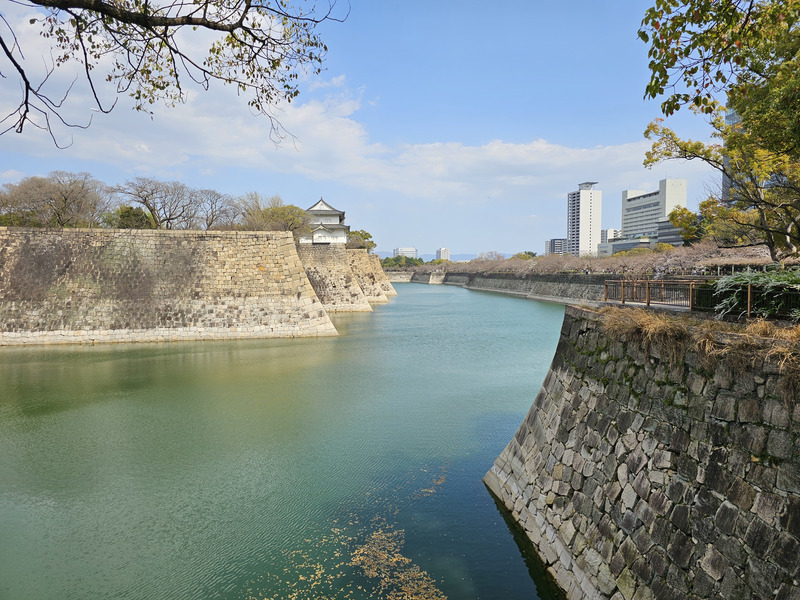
[604,280,800,319]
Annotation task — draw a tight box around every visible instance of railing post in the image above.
[690,282,695,311]
[747,284,752,317]
[621,280,625,304]
[646,280,651,306]
[604,281,608,302]
[661,281,664,302]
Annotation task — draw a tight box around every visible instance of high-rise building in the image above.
[621,179,687,239]
[601,229,622,244]
[567,182,602,256]
[544,238,568,255]
[435,247,450,261]
[393,247,417,258]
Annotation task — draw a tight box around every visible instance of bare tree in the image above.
[0,171,110,227]
[1,0,345,145]
[116,177,196,229]
[193,189,238,230]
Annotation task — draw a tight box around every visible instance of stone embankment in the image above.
[485,305,800,600]
[386,270,614,303]
[297,244,372,312]
[384,270,413,283]
[444,272,612,304]
[348,249,389,303]
[369,254,398,297]
[0,228,336,345]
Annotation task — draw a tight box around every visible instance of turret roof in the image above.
[306,198,344,215]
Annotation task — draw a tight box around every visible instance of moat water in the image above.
[0,283,564,600]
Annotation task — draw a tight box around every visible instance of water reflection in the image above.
[0,284,565,600]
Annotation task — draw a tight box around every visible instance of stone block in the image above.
[751,491,784,526]
[715,501,739,535]
[616,567,637,600]
[768,429,794,460]
[727,477,756,512]
[744,517,775,556]
[777,463,800,494]
[699,545,727,581]
[780,496,800,538]
[666,530,694,569]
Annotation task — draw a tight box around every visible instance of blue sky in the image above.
[0,0,717,256]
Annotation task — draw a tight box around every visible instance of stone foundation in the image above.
[297,244,372,312]
[485,305,800,600]
[347,249,388,303]
[0,228,336,344]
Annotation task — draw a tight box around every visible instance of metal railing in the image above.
[604,280,710,310]
[604,280,800,319]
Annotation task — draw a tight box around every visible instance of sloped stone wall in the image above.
[0,228,336,344]
[296,244,372,312]
[369,254,397,296]
[485,305,800,600]
[444,272,612,304]
[384,270,413,283]
[347,249,388,303]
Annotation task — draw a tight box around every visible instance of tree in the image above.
[115,177,197,229]
[475,251,506,261]
[1,0,342,144]
[234,193,309,240]
[381,255,423,269]
[346,229,376,252]
[645,106,800,261]
[639,0,800,155]
[0,171,110,227]
[511,251,537,260]
[669,205,705,244]
[104,205,155,229]
[193,189,238,230]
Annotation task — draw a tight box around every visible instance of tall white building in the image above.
[567,182,602,256]
[436,247,450,261]
[621,179,687,238]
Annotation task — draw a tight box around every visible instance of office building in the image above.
[393,247,417,258]
[601,228,622,244]
[436,248,450,261]
[544,238,568,255]
[567,182,602,256]
[621,179,687,239]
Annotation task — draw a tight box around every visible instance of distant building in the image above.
[298,198,349,244]
[621,179,686,239]
[601,228,622,244]
[600,179,688,255]
[544,238,568,255]
[657,219,685,247]
[567,182,602,256]
[394,247,417,258]
[436,247,450,261]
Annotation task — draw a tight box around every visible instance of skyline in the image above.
[0,1,718,256]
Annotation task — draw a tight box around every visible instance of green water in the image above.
[0,283,565,600]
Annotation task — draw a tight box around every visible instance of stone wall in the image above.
[369,254,398,296]
[0,228,336,344]
[385,270,413,283]
[484,305,800,600]
[347,249,388,303]
[444,272,613,304]
[296,244,372,312]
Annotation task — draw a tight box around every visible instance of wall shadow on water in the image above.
[487,491,567,600]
